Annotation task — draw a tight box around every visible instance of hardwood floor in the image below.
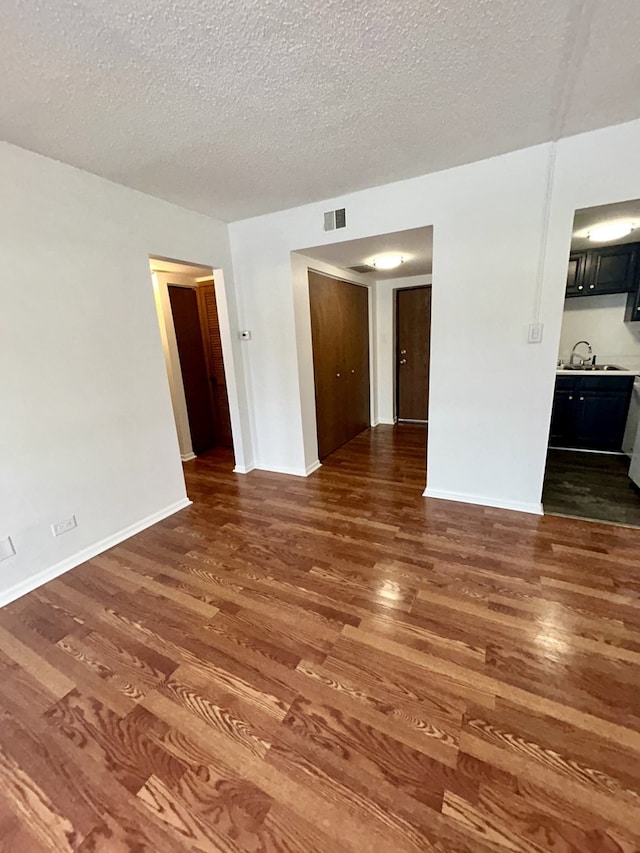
[544,448,640,527]
[2,423,640,851]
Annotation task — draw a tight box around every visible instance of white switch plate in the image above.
[52,515,77,537]
[528,323,544,344]
[0,536,16,562]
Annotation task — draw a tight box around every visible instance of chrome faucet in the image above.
[569,340,593,367]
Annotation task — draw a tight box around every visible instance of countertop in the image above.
[556,367,639,376]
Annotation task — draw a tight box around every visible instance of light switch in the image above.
[528,323,544,344]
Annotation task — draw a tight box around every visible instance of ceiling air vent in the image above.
[324,208,347,231]
[348,264,375,274]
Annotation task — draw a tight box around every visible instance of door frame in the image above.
[151,260,247,472]
[394,284,432,423]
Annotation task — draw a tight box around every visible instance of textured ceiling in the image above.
[299,227,433,279]
[2,0,640,221]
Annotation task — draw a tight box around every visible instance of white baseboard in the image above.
[305,460,322,475]
[376,418,396,425]
[181,451,197,462]
[233,464,255,474]
[254,462,309,477]
[423,487,543,516]
[0,497,192,609]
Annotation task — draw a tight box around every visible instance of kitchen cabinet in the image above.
[549,375,634,451]
[565,242,638,298]
[625,276,640,322]
[565,253,587,296]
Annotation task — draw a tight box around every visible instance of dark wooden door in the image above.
[198,283,233,447]
[344,282,371,440]
[396,287,431,421]
[169,285,217,454]
[309,272,370,460]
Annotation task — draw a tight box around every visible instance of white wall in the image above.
[0,140,252,605]
[229,118,640,514]
[558,293,640,371]
[375,274,432,425]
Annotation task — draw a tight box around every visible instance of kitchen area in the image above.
[543,199,640,526]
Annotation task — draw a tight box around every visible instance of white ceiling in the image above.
[2,0,640,221]
[572,199,640,251]
[299,227,433,280]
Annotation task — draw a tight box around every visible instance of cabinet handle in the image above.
[400,358,407,364]
[579,396,584,401]
[578,285,583,290]
[336,372,341,377]
[568,396,573,400]
[589,284,595,289]
[400,349,407,355]
[351,369,355,373]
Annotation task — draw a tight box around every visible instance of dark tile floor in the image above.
[543,448,640,527]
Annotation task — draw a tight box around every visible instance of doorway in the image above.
[292,226,433,484]
[150,258,233,463]
[396,286,432,423]
[542,198,640,527]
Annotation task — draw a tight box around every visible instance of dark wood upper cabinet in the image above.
[565,253,587,296]
[566,242,638,298]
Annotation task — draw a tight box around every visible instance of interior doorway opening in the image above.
[543,198,640,527]
[291,226,433,488]
[149,257,234,467]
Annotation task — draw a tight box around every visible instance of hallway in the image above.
[0,425,639,850]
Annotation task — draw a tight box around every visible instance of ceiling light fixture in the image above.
[371,254,404,270]
[587,221,635,243]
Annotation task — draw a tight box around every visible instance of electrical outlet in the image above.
[52,516,77,537]
[528,323,544,344]
[0,536,16,562]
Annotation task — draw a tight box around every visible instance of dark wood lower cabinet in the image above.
[550,375,634,451]
[308,271,370,460]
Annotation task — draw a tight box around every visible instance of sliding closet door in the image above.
[308,271,370,460]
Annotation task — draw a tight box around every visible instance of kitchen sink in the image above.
[560,364,624,371]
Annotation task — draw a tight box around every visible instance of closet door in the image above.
[197,282,233,447]
[344,281,370,441]
[168,285,217,454]
[308,272,370,460]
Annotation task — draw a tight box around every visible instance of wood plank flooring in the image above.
[544,448,640,527]
[2,424,640,851]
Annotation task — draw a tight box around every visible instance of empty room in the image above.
[1,1,640,850]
